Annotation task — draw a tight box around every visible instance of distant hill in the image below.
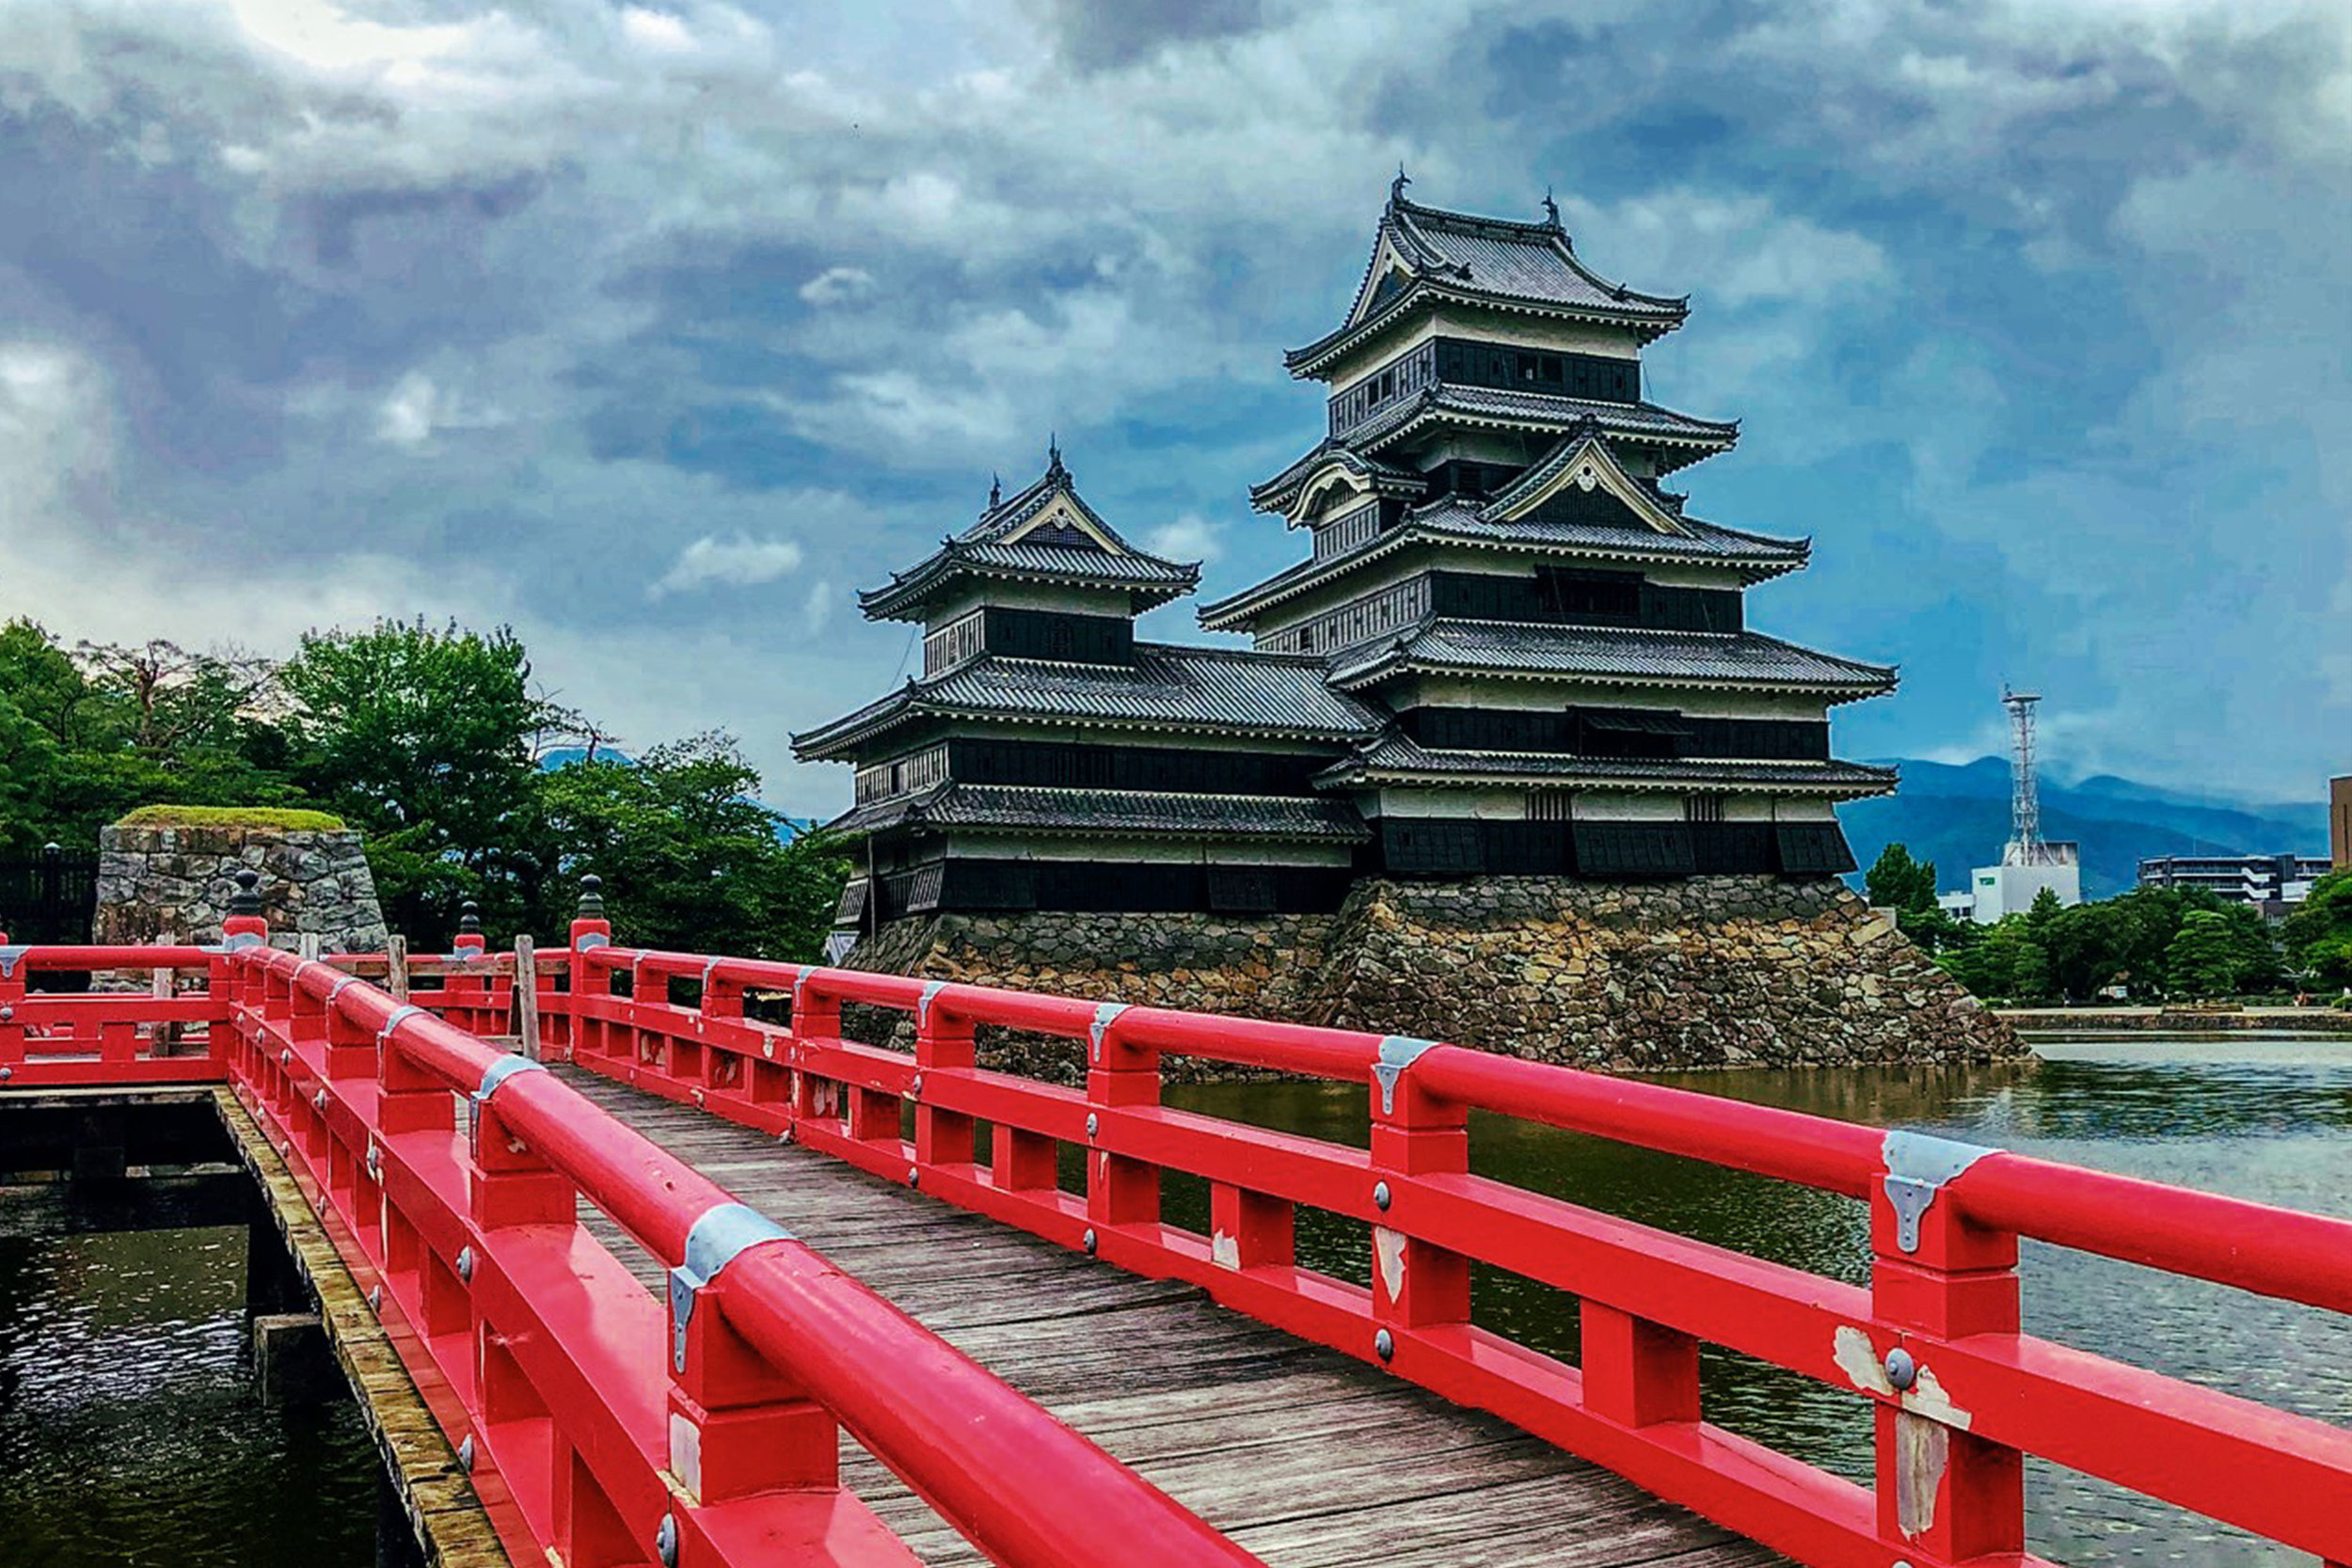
[1843,758,2330,899]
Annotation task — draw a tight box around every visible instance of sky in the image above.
[1,0,2347,817]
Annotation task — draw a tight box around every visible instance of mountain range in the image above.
[1842,758,2332,898]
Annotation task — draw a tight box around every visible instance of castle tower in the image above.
[792,449,1375,933]
[1200,180,1898,879]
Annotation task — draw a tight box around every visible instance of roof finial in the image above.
[1542,184,1560,229]
[1391,164,1410,205]
[1046,433,1065,478]
[988,470,1002,509]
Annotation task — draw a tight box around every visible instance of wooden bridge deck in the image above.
[558,1068,1784,1568]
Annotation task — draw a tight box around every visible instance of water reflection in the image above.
[1168,1036,2352,1568]
[0,1226,378,1568]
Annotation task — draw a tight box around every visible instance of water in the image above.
[0,1225,379,1568]
[1168,1035,2352,1568]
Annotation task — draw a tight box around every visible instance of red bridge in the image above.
[4,878,2349,1567]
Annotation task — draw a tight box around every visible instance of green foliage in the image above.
[0,612,846,963]
[1936,880,2285,1005]
[2282,870,2352,990]
[1865,842,1938,915]
[117,804,347,831]
[2166,911,2246,998]
[0,621,293,851]
[278,619,556,937]
[532,736,848,960]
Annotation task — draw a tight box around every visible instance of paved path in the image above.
[558,1067,1785,1568]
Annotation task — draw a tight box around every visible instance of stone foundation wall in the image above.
[95,823,389,951]
[842,875,2019,1078]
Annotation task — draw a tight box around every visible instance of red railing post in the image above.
[667,1224,837,1512]
[1087,1004,1160,1233]
[1871,1136,2024,1562]
[787,973,841,1130]
[566,877,613,1064]
[914,984,976,1169]
[0,930,24,1081]
[1368,1038,1470,1364]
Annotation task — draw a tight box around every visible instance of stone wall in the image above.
[842,875,2020,1078]
[95,822,389,951]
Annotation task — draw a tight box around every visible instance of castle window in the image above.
[1684,795,1725,824]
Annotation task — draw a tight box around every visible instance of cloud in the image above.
[1144,514,1224,564]
[799,266,877,306]
[0,0,2346,816]
[651,534,807,597]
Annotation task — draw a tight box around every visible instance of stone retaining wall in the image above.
[842,875,2020,1078]
[95,822,389,951]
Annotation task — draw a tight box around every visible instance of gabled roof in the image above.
[825,783,1370,843]
[1314,731,1899,797]
[1324,619,1897,702]
[1247,442,1428,520]
[791,641,1385,759]
[859,450,1200,622]
[1288,186,1690,378]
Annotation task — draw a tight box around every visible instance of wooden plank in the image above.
[386,935,409,1003]
[552,1066,1788,1568]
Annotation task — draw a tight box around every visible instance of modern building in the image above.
[795,182,1900,937]
[2331,775,2350,869]
[2137,853,2331,917]
[1963,847,2082,924]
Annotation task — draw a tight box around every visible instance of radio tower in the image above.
[2000,686,2058,866]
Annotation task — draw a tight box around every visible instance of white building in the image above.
[1949,842,2082,925]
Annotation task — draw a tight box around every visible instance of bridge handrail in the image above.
[564,939,2352,1568]
[233,942,1261,1568]
[581,944,2352,1316]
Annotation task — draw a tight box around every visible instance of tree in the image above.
[531,735,849,960]
[1866,842,1938,916]
[278,620,558,937]
[2166,911,2246,998]
[2283,871,2352,990]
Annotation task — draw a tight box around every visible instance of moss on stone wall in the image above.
[116,804,348,832]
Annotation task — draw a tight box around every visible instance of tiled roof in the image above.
[1326,619,1898,698]
[1290,196,1689,374]
[1196,506,1806,631]
[828,784,1370,842]
[1347,385,1737,464]
[860,454,1199,620]
[1315,732,1898,794]
[793,642,1385,758]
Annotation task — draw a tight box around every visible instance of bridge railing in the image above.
[0,932,1263,1568]
[558,932,2352,1568]
[0,942,238,1085]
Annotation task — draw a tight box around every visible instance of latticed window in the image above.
[1684,795,1725,824]
[922,610,985,674]
[1528,790,1575,821]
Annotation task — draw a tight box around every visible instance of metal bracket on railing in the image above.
[1371,1036,1438,1116]
[222,932,264,953]
[1881,1130,1996,1253]
[326,974,358,1005]
[1088,1002,1128,1064]
[667,1202,795,1372]
[789,969,814,1023]
[700,957,723,992]
[916,979,947,1032]
[376,1005,424,1048]
[0,945,25,979]
[576,932,610,951]
[474,1054,546,1103]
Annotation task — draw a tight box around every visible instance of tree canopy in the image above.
[1865,842,1938,915]
[0,615,848,960]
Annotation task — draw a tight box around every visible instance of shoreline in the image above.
[1997,1006,2352,1036]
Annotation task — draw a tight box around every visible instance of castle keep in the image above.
[797,182,1899,940]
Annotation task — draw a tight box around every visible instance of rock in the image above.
[94,822,389,952]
